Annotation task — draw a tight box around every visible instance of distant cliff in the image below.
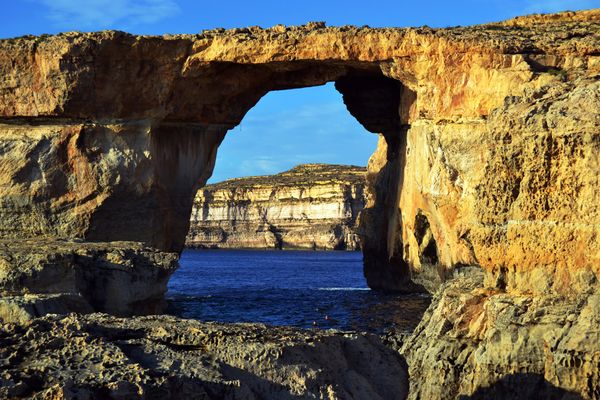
[186,164,366,250]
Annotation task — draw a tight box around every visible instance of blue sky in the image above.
[2,0,598,182]
[211,84,379,182]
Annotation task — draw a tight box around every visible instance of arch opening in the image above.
[186,82,376,251]
[165,70,427,331]
[70,64,422,315]
[178,67,420,292]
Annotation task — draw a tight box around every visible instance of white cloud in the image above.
[523,0,598,14]
[242,101,358,137]
[36,0,180,29]
[240,157,283,176]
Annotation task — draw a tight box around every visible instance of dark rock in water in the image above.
[0,313,408,399]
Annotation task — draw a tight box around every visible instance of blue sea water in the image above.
[167,249,430,334]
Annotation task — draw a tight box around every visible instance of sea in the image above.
[167,249,431,334]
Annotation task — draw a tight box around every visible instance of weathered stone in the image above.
[0,313,408,399]
[0,240,178,317]
[393,75,600,295]
[186,164,366,250]
[401,276,600,399]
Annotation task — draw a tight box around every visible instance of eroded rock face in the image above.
[401,276,600,399]
[0,12,597,298]
[186,164,366,250]
[0,313,408,399]
[0,240,178,320]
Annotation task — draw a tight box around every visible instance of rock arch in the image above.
[0,12,599,315]
[82,65,414,256]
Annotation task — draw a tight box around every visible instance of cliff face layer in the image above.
[186,164,366,250]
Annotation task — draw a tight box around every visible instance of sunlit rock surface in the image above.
[0,9,599,399]
[186,164,366,250]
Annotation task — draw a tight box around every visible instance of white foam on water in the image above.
[317,287,371,291]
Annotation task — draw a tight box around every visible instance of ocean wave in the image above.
[317,287,370,291]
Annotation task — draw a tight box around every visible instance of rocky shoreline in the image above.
[2,278,598,399]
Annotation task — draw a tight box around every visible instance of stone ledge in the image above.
[0,240,179,317]
[0,293,92,324]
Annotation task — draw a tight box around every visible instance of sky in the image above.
[2,0,598,182]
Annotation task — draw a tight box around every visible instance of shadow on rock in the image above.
[459,373,583,400]
[275,334,409,399]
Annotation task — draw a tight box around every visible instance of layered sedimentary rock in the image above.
[0,313,408,399]
[186,164,366,250]
[0,240,178,321]
[0,9,599,399]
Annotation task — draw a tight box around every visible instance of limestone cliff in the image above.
[186,164,366,250]
[0,9,600,399]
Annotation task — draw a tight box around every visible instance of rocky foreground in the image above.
[186,164,366,250]
[403,275,600,399]
[0,314,407,399]
[1,283,598,399]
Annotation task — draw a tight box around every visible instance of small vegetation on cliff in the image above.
[206,164,366,190]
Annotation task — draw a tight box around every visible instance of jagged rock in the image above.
[0,313,408,399]
[401,276,600,399]
[186,164,366,250]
